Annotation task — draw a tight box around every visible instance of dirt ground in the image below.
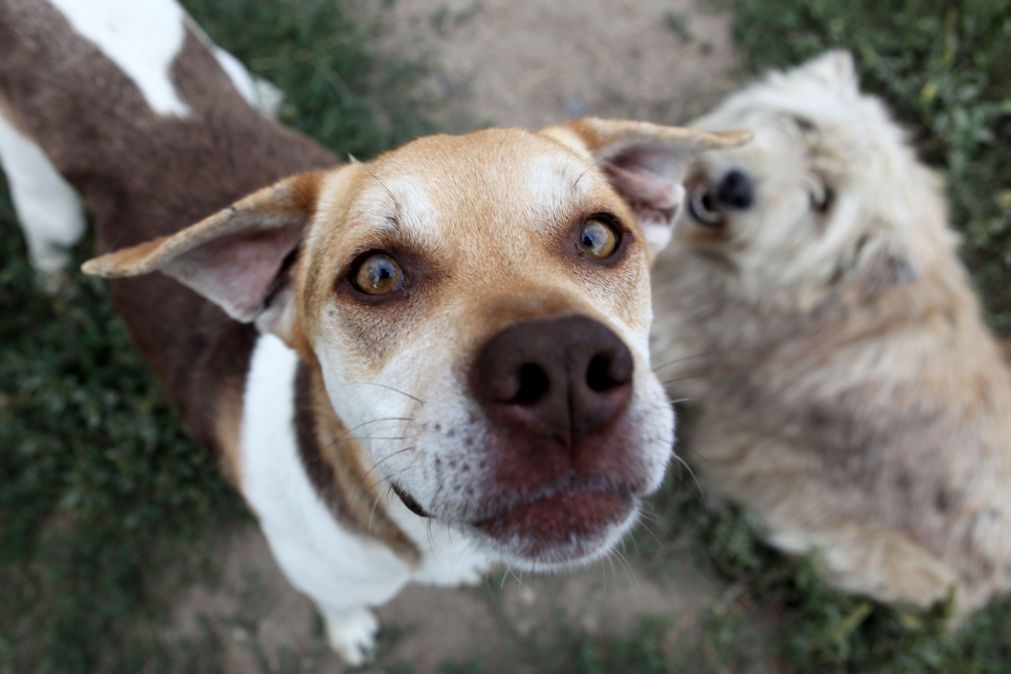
[169,2,744,671]
[389,0,738,131]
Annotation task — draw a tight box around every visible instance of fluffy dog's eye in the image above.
[351,252,403,295]
[577,218,620,259]
[811,186,835,214]
[688,185,726,227]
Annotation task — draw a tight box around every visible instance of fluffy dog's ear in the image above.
[838,231,919,301]
[858,251,919,298]
[82,171,326,339]
[795,50,858,94]
[543,118,750,259]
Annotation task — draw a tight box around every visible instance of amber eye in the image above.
[577,218,620,259]
[351,252,404,295]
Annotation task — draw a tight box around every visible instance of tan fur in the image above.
[652,52,1011,616]
[212,384,245,486]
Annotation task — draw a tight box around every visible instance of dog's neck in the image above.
[293,361,420,561]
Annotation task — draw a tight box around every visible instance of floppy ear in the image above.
[82,171,325,339]
[854,249,919,300]
[543,118,750,259]
[835,228,919,302]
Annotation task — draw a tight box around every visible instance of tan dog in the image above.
[651,51,1011,616]
[0,0,747,662]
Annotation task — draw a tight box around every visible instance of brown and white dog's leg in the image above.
[0,110,86,290]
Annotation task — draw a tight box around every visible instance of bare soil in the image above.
[390,0,739,132]
[168,2,744,671]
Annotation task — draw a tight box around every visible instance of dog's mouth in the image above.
[474,480,636,563]
[391,483,430,518]
[392,476,637,565]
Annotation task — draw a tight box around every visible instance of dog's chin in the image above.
[393,480,640,568]
[468,489,640,570]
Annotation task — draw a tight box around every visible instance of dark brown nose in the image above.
[471,315,634,443]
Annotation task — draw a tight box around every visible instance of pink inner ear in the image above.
[166,221,303,321]
[599,144,686,225]
[603,163,680,215]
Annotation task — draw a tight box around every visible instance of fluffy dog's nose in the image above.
[471,316,633,443]
[715,169,753,209]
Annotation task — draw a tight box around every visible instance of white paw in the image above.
[29,247,72,294]
[35,268,70,295]
[323,606,379,666]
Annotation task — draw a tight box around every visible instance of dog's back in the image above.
[0,0,335,463]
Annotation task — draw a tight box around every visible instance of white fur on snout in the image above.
[314,303,675,570]
[49,0,192,117]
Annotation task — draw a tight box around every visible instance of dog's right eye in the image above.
[577,218,620,259]
[688,185,725,227]
[350,252,404,296]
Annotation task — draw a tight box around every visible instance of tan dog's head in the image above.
[677,51,957,307]
[84,119,746,569]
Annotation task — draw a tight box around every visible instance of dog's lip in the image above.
[470,475,635,525]
[391,483,431,518]
[468,476,637,559]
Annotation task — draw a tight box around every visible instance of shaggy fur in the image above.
[651,51,1011,615]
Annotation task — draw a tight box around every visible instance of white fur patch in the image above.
[240,334,411,658]
[49,0,192,117]
[524,154,590,214]
[240,334,490,661]
[211,46,284,118]
[0,114,85,277]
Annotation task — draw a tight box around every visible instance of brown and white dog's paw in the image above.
[323,606,379,666]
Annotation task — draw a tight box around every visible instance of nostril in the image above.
[512,362,550,405]
[586,352,630,392]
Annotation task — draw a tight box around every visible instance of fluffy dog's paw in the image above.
[323,606,379,666]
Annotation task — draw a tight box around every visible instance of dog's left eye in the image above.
[351,252,404,295]
[577,218,620,259]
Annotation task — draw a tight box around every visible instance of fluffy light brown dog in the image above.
[651,51,1011,615]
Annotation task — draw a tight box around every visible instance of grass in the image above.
[2,0,1010,673]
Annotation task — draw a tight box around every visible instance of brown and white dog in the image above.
[0,0,747,662]
[652,51,1011,616]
